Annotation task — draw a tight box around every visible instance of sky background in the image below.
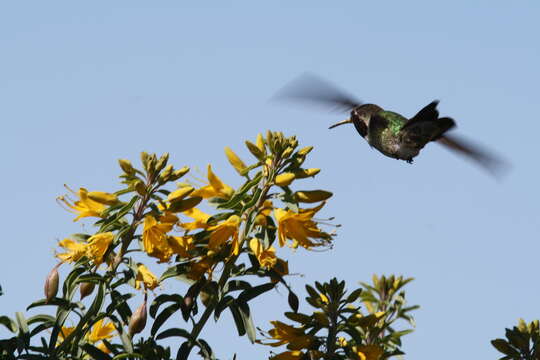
[1,1,539,359]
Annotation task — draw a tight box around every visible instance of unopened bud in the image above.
[44,263,61,303]
[275,173,296,187]
[128,295,147,337]
[155,153,169,173]
[295,190,333,203]
[245,140,265,160]
[297,146,313,156]
[171,166,190,181]
[256,133,265,152]
[167,196,202,213]
[79,282,95,300]
[159,164,174,183]
[132,180,146,196]
[118,159,135,175]
[87,191,118,206]
[281,147,294,159]
[140,152,150,171]
[293,168,321,179]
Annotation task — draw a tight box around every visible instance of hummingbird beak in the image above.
[328,118,352,129]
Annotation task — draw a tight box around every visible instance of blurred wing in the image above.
[437,134,509,178]
[272,73,362,112]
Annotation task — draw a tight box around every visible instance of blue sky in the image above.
[1,1,539,359]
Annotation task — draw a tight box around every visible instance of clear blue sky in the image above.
[1,1,539,359]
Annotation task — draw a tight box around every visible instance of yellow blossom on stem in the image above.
[58,326,75,343]
[271,351,304,360]
[57,186,108,221]
[56,238,88,263]
[180,207,211,230]
[260,321,314,350]
[87,319,115,343]
[254,200,273,226]
[135,264,159,290]
[191,165,234,199]
[207,215,240,255]
[167,235,194,258]
[274,203,332,249]
[86,232,114,266]
[249,238,277,269]
[142,213,178,262]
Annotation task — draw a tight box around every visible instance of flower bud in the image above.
[128,295,147,337]
[44,264,61,303]
[79,282,95,300]
[132,179,146,196]
[140,152,150,171]
[224,147,247,175]
[294,190,333,203]
[293,168,321,179]
[118,159,135,175]
[297,146,313,156]
[167,186,195,203]
[281,147,294,159]
[275,173,296,187]
[256,133,265,152]
[159,164,174,183]
[171,166,190,181]
[245,140,265,160]
[87,191,118,206]
[155,153,169,173]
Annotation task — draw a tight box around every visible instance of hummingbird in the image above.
[275,74,506,176]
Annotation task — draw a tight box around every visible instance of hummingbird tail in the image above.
[329,118,352,129]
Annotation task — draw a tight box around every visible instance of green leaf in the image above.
[214,295,235,321]
[491,339,520,356]
[15,312,29,335]
[284,312,311,324]
[237,301,256,343]
[26,298,81,312]
[26,315,55,326]
[217,172,262,210]
[119,330,133,354]
[155,328,193,341]
[159,264,194,283]
[0,315,17,333]
[229,304,246,336]
[150,294,183,318]
[223,280,252,294]
[151,303,182,337]
[345,288,363,304]
[237,282,275,304]
[82,343,112,360]
[288,291,299,313]
[111,353,145,359]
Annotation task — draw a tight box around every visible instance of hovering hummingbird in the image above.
[275,74,506,176]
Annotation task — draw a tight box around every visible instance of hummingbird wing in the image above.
[437,134,508,177]
[367,113,389,148]
[400,100,440,131]
[273,73,362,112]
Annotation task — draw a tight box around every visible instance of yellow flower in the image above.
[224,147,247,175]
[353,345,383,360]
[87,319,115,343]
[142,214,178,262]
[95,342,110,354]
[167,236,194,258]
[180,207,211,230]
[319,293,329,304]
[207,215,240,255]
[249,238,277,269]
[337,336,348,347]
[86,232,114,266]
[167,186,195,202]
[58,326,76,343]
[274,203,332,249]
[254,200,273,226]
[56,238,88,263]
[275,173,296,187]
[135,264,159,290]
[191,165,234,199]
[261,321,314,350]
[87,191,119,206]
[57,186,108,221]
